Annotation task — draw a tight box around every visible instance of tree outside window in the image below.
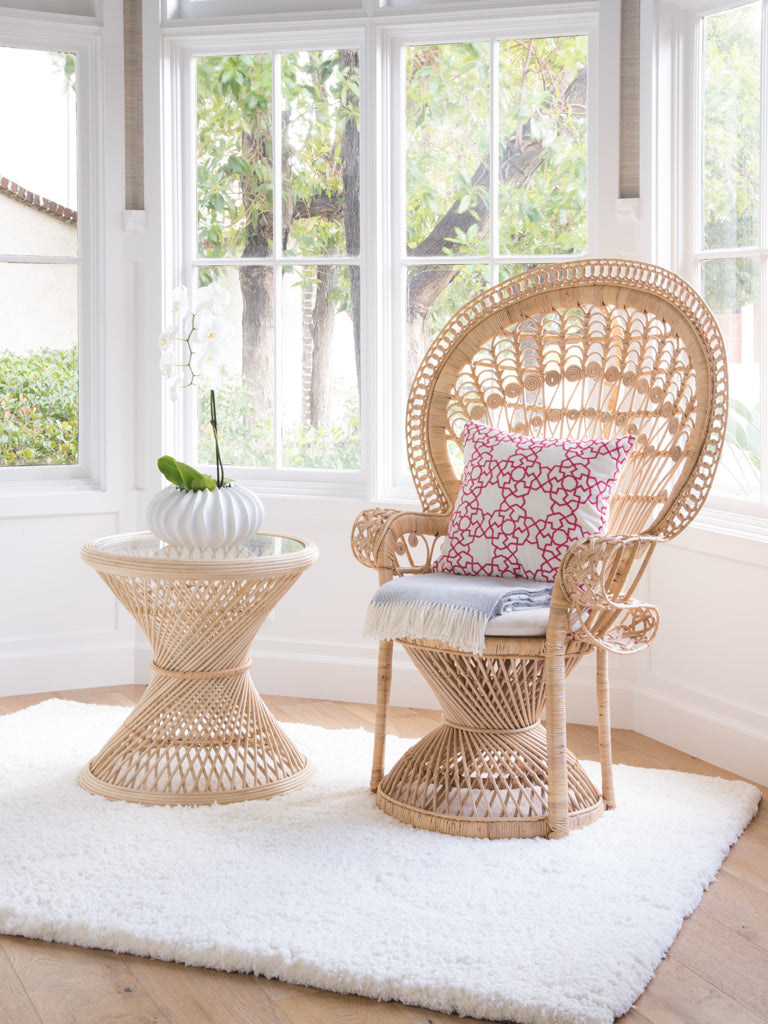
[698,2,763,502]
[186,32,587,480]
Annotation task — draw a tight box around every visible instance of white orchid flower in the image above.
[197,353,222,389]
[195,282,230,317]
[170,285,190,319]
[159,353,184,398]
[195,313,232,361]
[159,349,173,373]
[159,325,176,351]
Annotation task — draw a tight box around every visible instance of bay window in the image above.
[681,0,768,513]
[164,3,606,498]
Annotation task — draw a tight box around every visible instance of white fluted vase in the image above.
[146,483,264,556]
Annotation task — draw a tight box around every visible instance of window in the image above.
[0,13,103,489]
[0,46,79,470]
[400,36,587,383]
[192,48,362,477]
[166,5,603,497]
[691,1,765,507]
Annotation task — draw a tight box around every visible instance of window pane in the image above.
[0,263,78,466]
[406,264,489,379]
[0,47,77,257]
[498,36,587,256]
[702,4,760,250]
[282,50,360,257]
[703,257,761,501]
[405,42,490,257]
[196,54,274,260]
[280,265,360,468]
[195,266,276,470]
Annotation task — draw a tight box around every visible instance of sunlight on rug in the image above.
[0,699,760,1024]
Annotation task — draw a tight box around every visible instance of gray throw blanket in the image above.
[364,573,553,656]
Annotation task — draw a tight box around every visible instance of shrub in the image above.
[0,347,79,466]
[198,371,361,471]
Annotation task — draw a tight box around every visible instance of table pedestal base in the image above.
[79,664,314,806]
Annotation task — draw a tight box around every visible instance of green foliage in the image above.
[720,397,760,496]
[196,52,274,258]
[702,4,760,310]
[406,42,491,255]
[727,398,759,469]
[157,455,218,491]
[197,370,361,471]
[196,49,359,260]
[49,50,76,91]
[404,37,587,258]
[497,37,587,255]
[0,347,78,467]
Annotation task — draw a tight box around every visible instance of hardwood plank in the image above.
[272,984,487,1024]
[702,867,768,953]
[625,956,767,1024]
[0,687,134,716]
[124,955,290,1024]
[0,694,51,715]
[0,939,44,1024]
[0,936,168,1024]
[668,912,768,1019]
[617,1010,653,1024]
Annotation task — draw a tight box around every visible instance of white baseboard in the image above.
[0,641,135,697]
[632,674,768,787]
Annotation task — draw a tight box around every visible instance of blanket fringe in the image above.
[364,600,488,656]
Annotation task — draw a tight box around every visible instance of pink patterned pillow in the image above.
[434,422,634,583]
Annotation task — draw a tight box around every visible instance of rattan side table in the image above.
[79,531,318,806]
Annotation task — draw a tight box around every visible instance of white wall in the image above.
[0,4,136,699]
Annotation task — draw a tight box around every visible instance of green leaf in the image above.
[157,455,218,491]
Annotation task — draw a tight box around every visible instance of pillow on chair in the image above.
[434,422,634,583]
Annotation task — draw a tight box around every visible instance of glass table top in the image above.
[85,532,306,562]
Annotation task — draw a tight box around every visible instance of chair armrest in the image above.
[350,507,451,576]
[554,533,662,654]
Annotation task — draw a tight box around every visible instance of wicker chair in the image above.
[351,259,728,839]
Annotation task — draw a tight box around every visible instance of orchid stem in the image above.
[210,389,225,487]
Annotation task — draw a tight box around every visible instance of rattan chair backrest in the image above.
[406,259,728,541]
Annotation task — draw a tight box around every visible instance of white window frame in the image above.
[662,0,768,538]
[0,12,106,495]
[163,25,370,499]
[161,0,623,502]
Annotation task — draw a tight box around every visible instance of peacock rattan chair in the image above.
[351,258,728,840]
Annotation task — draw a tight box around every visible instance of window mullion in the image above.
[490,37,500,283]
[273,50,283,472]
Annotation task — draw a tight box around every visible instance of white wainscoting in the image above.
[0,511,136,695]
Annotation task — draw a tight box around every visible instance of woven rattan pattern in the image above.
[406,259,727,542]
[80,534,318,805]
[353,259,728,839]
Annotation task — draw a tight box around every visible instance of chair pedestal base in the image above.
[376,722,603,839]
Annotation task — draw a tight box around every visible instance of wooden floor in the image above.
[0,686,766,1024]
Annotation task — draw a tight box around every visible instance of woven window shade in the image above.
[123,0,143,211]
[620,0,640,200]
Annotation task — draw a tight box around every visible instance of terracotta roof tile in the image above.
[0,176,77,223]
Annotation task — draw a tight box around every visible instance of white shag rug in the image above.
[0,700,761,1024]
